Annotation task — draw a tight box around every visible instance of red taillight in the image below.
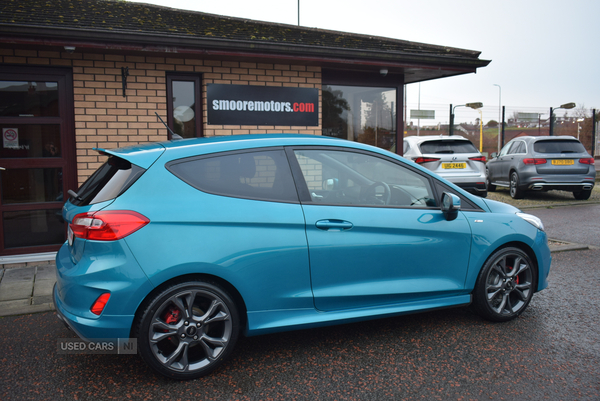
[523,158,547,165]
[579,158,595,165]
[90,293,111,315]
[469,156,487,163]
[70,211,150,241]
[413,157,440,164]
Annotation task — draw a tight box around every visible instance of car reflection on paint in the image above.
[53,134,551,379]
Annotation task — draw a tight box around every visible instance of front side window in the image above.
[498,142,512,157]
[322,85,397,152]
[292,149,435,208]
[167,149,299,203]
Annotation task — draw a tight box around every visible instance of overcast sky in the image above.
[130,0,599,124]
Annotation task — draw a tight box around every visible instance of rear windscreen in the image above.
[70,156,146,206]
[533,140,586,154]
[419,140,478,154]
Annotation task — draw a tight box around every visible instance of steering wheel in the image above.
[362,181,391,205]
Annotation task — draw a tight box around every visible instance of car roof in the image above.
[95,134,399,165]
[511,135,581,142]
[404,135,468,144]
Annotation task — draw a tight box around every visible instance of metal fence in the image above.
[405,103,598,157]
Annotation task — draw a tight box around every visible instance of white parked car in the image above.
[403,135,487,197]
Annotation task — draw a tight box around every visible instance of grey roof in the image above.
[0,0,490,82]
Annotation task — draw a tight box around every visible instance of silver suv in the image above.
[403,135,487,197]
[486,136,596,199]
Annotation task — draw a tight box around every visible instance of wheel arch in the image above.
[474,240,540,293]
[130,273,248,338]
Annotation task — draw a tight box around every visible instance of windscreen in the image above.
[419,140,478,154]
[533,140,586,154]
[70,156,146,206]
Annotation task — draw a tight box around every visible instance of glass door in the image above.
[0,67,76,256]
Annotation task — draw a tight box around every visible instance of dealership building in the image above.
[0,0,489,261]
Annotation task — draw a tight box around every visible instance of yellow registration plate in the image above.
[442,162,466,169]
[551,159,574,165]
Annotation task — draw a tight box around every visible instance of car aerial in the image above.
[403,135,488,197]
[486,135,596,199]
[54,134,551,380]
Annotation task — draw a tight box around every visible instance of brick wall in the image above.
[0,48,322,185]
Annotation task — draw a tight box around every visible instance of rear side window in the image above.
[534,139,586,154]
[167,149,299,203]
[71,156,146,206]
[419,140,478,154]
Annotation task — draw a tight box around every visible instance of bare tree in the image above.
[574,104,589,119]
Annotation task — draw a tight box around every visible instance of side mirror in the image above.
[323,178,339,191]
[441,192,461,221]
[490,152,497,159]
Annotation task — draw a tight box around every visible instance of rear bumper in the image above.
[53,283,134,341]
[526,181,594,192]
[53,241,154,341]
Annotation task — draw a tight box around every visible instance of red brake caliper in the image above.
[164,306,181,325]
[507,264,520,284]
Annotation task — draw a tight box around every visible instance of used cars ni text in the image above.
[403,135,488,197]
[54,134,551,379]
[486,135,596,199]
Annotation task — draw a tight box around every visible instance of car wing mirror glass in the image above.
[323,178,339,190]
[441,192,461,221]
[490,152,497,159]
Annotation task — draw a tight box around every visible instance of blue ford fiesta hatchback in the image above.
[54,134,551,379]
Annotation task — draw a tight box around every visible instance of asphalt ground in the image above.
[1,203,600,399]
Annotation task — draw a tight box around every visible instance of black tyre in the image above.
[135,281,240,380]
[573,189,592,200]
[472,247,536,322]
[509,171,524,199]
[486,168,496,192]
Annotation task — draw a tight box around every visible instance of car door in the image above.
[287,147,473,312]
[505,140,527,178]
[489,141,514,184]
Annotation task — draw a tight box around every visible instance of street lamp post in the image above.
[476,109,483,152]
[549,102,576,136]
[493,84,501,152]
[449,102,483,136]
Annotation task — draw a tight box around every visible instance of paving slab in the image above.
[0,300,54,316]
[32,295,54,305]
[0,281,34,302]
[35,264,57,280]
[33,279,56,298]
[2,266,35,282]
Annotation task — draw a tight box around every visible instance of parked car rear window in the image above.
[419,140,478,154]
[167,149,299,203]
[71,156,146,206]
[533,139,586,154]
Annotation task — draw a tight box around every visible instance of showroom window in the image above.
[321,70,403,154]
[322,85,397,152]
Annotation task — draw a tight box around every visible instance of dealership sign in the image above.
[207,84,318,126]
